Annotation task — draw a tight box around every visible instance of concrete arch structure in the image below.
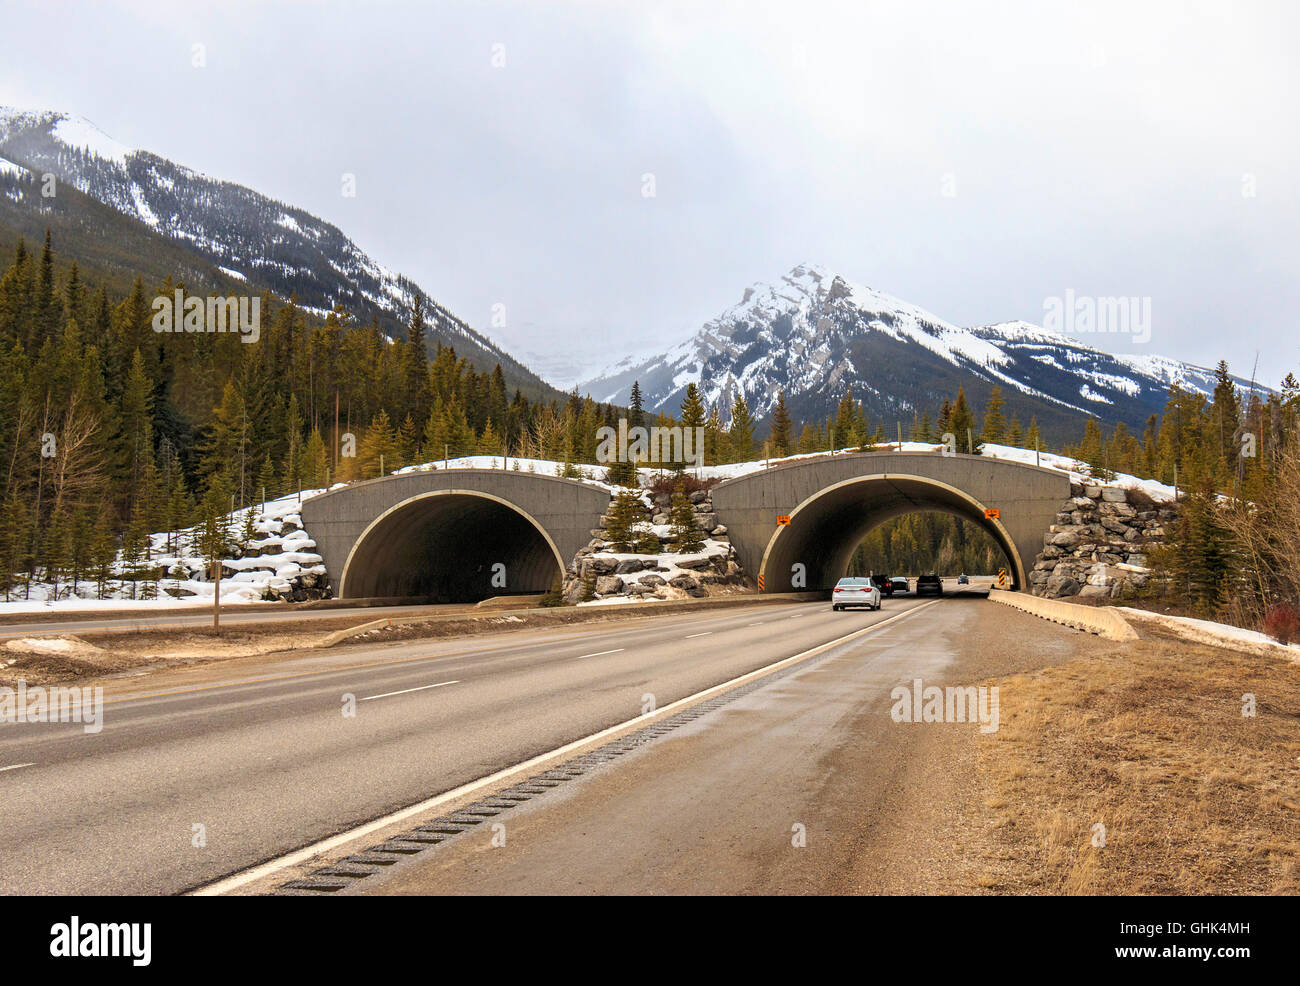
[710,451,1070,592]
[301,470,609,601]
[300,452,1070,602]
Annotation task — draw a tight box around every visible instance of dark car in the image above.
[890,576,909,594]
[916,573,943,595]
[869,574,894,596]
[957,573,970,585]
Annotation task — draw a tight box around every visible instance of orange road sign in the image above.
[757,574,766,591]
[776,515,791,525]
[996,569,1008,588]
[984,508,1000,519]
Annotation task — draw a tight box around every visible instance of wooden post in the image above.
[212,555,220,630]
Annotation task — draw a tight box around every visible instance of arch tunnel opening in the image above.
[847,512,1011,579]
[759,475,1025,593]
[340,492,565,602]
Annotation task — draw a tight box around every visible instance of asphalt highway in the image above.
[0,593,958,894]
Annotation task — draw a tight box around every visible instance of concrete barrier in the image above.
[988,589,1138,641]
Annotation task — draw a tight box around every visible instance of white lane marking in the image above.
[684,632,713,638]
[747,622,766,626]
[577,648,624,660]
[190,598,940,897]
[0,762,35,773]
[360,680,459,702]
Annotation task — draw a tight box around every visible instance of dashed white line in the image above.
[684,632,713,638]
[577,648,625,660]
[0,762,35,773]
[360,680,459,702]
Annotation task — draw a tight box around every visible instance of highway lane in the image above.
[0,593,946,894]
[363,587,1086,895]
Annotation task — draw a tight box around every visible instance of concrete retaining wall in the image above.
[988,588,1138,640]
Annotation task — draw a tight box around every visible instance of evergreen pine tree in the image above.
[668,480,705,553]
[727,392,756,462]
[981,386,1007,444]
[770,390,793,457]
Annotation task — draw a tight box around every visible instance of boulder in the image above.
[595,575,624,595]
[615,558,644,575]
[1045,573,1081,597]
[675,556,711,570]
[590,556,619,575]
[1050,531,1079,548]
[688,489,708,504]
[1100,487,1128,502]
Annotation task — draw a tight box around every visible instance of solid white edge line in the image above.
[0,762,35,773]
[577,648,625,660]
[684,631,713,638]
[189,598,940,896]
[360,680,459,702]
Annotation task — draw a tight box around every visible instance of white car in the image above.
[831,577,882,611]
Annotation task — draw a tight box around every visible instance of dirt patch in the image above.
[0,630,332,687]
[5,595,810,687]
[969,632,1300,895]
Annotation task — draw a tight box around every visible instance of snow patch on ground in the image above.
[0,156,30,178]
[52,114,131,165]
[0,490,329,615]
[1119,608,1300,662]
[395,443,1176,503]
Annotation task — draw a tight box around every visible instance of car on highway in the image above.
[916,573,943,595]
[890,576,909,594]
[957,573,970,585]
[869,574,894,596]
[832,577,882,611]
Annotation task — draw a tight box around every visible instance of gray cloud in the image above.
[2,0,1295,386]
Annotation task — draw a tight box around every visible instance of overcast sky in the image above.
[2,0,1297,387]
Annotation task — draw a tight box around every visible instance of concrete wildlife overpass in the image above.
[710,451,1070,592]
[302,452,1071,601]
[301,470,610,602]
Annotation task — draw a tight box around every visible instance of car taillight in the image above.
[833,587,843,592]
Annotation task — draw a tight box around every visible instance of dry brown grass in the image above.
[972,628,1300,894]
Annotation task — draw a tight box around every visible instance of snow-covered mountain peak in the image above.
[0,104,561,396]
[577,264,1259,438]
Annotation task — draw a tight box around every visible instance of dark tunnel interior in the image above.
[341,494,564,601]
